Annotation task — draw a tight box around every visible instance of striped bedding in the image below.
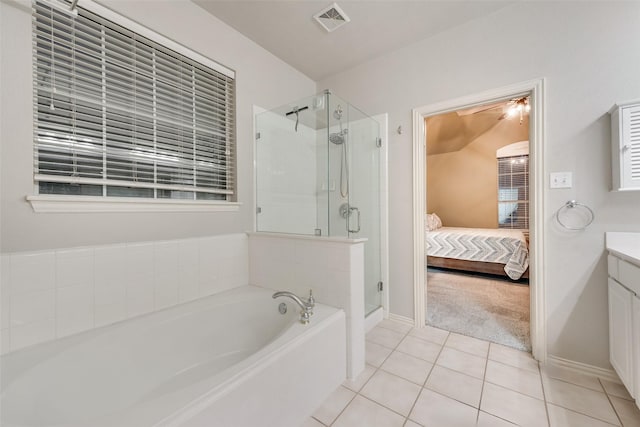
[426,227,529,280]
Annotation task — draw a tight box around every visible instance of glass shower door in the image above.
[346,105,382,316]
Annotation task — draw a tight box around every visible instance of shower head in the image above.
[329,132,345,145]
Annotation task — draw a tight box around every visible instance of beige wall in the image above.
[319,1,640,369]
[426,114,529,228]
[0,0,316,252]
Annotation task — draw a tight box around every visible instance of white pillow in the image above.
[425,213,443,231]
[432,213,442,229]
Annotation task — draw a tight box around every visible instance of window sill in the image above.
[26,195,241,213]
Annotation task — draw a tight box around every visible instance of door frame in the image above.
[411,78,546,362]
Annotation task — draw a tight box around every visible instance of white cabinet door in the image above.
[620,106,640,190]
[634,295,640,407]
[609,278,635,396]
[612,103,640,191]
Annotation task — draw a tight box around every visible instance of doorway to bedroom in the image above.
[425,97,531,350]
[412,80,544,359]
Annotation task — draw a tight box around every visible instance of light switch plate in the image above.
[550,172,572,189]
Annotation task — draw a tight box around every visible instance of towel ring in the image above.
[555,200,594,231]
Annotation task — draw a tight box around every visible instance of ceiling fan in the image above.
[457,96,530,124]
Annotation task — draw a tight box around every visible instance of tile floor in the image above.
[303,319,640,427]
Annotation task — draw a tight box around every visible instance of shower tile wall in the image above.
[0,233,249,354]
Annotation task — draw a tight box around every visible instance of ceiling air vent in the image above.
[313,3,351,33]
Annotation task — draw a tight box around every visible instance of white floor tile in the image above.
[445,332,490,357]
[547,403,619,427]
[476,411,518,426]
[485,359,543,399]
[610,395,640,427]
[332,395,405,427]
[409,388,478,427]
[540,364,603,392]
[600,379,634,401]
[312,386,355,426]
[409,325,449,345]
[360,370,421,416]
[435,347,486,379]
[367,326,406,349]
[312,330,633,427]
[425,365,483,408]
[377,318,412,335]
[380,351,433,385]
[366,340,394,367]
[543,377,619,425]
[489,342,538,373]
[480,382,548,427]
[396,335,443,362]
[343,364,376,392]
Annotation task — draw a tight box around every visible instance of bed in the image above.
[426,226,529,280]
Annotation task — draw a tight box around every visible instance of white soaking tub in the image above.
[0,286,346,427]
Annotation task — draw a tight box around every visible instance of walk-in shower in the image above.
[255,90,382,315]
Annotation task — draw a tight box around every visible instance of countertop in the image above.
[606,232,640,267]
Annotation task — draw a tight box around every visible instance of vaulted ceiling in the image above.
[194,1,515,80]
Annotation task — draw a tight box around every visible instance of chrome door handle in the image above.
[348,206,360,233]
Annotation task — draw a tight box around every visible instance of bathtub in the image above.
[0,285,346,427]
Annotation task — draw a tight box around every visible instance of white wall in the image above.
[319,1,640,369]
[0,0,316,252]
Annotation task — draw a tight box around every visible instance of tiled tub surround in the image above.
[0,233,249,354]
[249,232,366,379]
[2,286,346,427]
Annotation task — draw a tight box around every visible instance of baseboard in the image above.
[364,307,384,333]
[387,313,415,327]
[546,355,621,383]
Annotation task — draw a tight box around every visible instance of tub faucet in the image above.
[272,290,315,324]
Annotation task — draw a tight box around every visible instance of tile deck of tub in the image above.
[303,319,640,427]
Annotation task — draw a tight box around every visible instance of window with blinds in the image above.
[497,155,529,230]
[33,0,236,202]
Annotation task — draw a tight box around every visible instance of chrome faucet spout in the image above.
[272,291,306,309]
[272,290,315,324]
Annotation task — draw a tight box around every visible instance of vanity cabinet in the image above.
[635,296,640,404]
[608,277,635,395]
[607,244,640,410]
[610,101,640,191]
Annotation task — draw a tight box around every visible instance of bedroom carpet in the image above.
[426,267,531,351]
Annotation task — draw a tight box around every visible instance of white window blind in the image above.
[497,155,529,230]
[33,0,236,201]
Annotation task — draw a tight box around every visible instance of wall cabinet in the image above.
[607,251,640,410]
[610,101,640,191]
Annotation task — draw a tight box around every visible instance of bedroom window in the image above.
[32,0,236,205]
[497,155,529,229]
